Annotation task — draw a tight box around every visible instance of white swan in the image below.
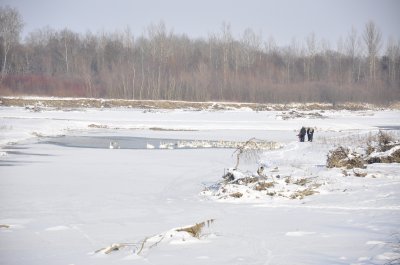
[109,141,119,149]
[159,141,174,149]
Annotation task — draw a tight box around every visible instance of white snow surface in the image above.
[1,106,400,265]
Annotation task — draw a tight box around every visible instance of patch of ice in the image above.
[45,225,70,231]
[366,240,385,245]
[285,231,316,236]
[376,252,400,261]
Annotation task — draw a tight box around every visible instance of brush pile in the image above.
[327,131,400,170]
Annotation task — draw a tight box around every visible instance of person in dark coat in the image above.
[307,127,315,142]
[298,126,306,142]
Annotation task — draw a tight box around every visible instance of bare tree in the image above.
[385,37,400,82]
[346,27,363,82]
[220,22,233,99]
[282,39,299,84]
[2,11,399,104]
[0,6,23,81]
[241,28,262,71]
[306,32,318,81]
[59,29,77,75]
[363,21,382,82]
[233,138,264,170]
[336,37,345,84]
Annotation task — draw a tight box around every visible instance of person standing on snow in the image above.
[307,127,315,142]
[298,126,306,142]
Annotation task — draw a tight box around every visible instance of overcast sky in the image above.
[2,0,399,47]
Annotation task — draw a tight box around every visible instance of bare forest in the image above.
[0,7,399,104]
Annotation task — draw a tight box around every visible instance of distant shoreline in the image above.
[1,96,398,111]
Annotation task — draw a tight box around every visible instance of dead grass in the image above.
[254,181,275,191]
[293,178,310,186]
[2,97,397,111]
[327,146,350,168]
[290,188,319,199]
[353,168,368,177]
[88,124,109,129]
[177,223,205,238]
[176,219,215,239]
[285,176,291,184]
[377,130,396,152]
[327,131,400,170]
[230,192,243,198]
[277,110,327,120]
[232,176,259,185]
[96,219,215,255]
[327,146,365,169]
[367,148,400,164]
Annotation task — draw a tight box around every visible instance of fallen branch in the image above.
[95,219,216,256]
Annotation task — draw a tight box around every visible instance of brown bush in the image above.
[290,188,319,199]
[327,146,365,169]
[367,148,400,164]
[176,219,215,239]
[377,130,395,152]
[230,192,243,198]
[254,181,274,191]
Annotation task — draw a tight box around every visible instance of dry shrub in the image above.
[366,130,398,152]
[177,223,205,238]
[386,148,400,163]
[327,132,400,170]
[278,110,326,120]
[377,130,394,152]
[230,192,243,198]
[327,146,349,168]
[232,176,259,185]
[88,124,108,128]
[353,168,367,177]
[367,148,400,164]
[345,157,365,169]
[290,188,319,199]
[293,178,310,186]
[366,143,375,156]
[103,243,123,254]
[254,181,274,191]
[176,219,214,238]
[327,146,365,169]
[366,131,400,164]
[176,219,215,238]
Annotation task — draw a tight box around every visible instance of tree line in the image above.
[1,6,399,104]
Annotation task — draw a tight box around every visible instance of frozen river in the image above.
[1,106,400,265]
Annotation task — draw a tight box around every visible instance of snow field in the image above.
[0,106,400,264]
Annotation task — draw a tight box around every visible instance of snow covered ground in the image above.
[0,105,400,265]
